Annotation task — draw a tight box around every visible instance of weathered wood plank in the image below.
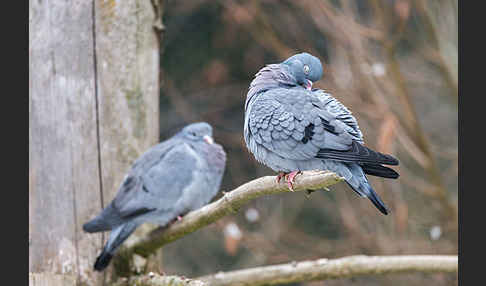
[29,273,76,286]
[93,0,161,277]
[30,0,161,284]
[94,0,160,202]
[29,1,102,285]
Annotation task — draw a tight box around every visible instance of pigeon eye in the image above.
[303,65,310,74]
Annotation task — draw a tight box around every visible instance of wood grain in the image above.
[29,0,161,284]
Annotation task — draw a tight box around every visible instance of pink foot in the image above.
[285,171,301,192]
[177,215,182,221]
[276,172,286,184]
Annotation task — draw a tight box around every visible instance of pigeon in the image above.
[83,122,226,271]
[244,52,399,215]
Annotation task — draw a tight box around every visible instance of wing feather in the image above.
[112,143,197,218]
[247,87,399,166]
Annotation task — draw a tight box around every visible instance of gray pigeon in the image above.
[244,52,399,215]
[83,122,226,271]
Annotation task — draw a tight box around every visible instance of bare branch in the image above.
[110,255,457,286]
[197,255,458,286]
[120,171,343,259]
[112,274,207,286]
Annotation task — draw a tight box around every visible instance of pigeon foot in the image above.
[305,189,316,198]
[276,171,302,191]
[282,171,301,192]
[285,171,301,191]
[276,172,286,184]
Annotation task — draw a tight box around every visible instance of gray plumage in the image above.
[83,122,226,271]
[244,52,399,215]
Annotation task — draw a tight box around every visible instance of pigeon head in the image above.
[245,52,324,110]
[282,52,323,90]
[180,122,214,144]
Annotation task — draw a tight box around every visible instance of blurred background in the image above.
[158,0,457,285]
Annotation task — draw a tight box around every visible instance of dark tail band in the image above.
[366,187,389,215]
[92,222,138,271]
[94,251,113,271]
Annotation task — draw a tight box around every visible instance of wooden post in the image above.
[29,0,162,285]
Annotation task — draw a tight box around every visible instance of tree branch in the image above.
[111,172,456,285]
[111,255,457,286]
[120,170,343,259]
[198,255,458,286]
[112,274,206,286]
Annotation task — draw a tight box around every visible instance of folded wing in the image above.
[247,88,399,167]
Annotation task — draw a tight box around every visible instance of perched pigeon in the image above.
[83,122,226,271]
[244,52,399,215]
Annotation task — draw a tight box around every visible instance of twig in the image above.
[112,274,206,286]
[197,255,458,286]
[370,0,457,231]
[110,255,457,286]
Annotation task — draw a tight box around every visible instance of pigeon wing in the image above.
[313,89,399,169]
[313,89,364,143]
[248,88,398,165]
[248,88,351,161]
[112,142,197,219]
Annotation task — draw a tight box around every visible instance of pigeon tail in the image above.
[363,183,389,215]
[83,203,120,233]
[83,215,111,233]
[340,163,389,215]
[94,251,113,271]
[93,222,139,271]
[345,180,389,215]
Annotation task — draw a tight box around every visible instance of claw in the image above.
[305,189,315,198]
[276,171,302,192]
[276,172,286,184]
[286,180,295,191]
[284,171,301,192]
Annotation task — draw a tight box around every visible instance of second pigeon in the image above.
[83,122,226,271]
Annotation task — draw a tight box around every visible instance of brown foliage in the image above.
[158,1,458,285]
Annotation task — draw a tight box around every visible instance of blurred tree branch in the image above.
[198,255,457,286]
[157,1,457,284]
[112,255,457,286]
[413,0,458,104]
[370,0,457,232]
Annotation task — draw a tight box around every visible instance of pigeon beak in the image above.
[304,80,313,91]
[203,135,214,144]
